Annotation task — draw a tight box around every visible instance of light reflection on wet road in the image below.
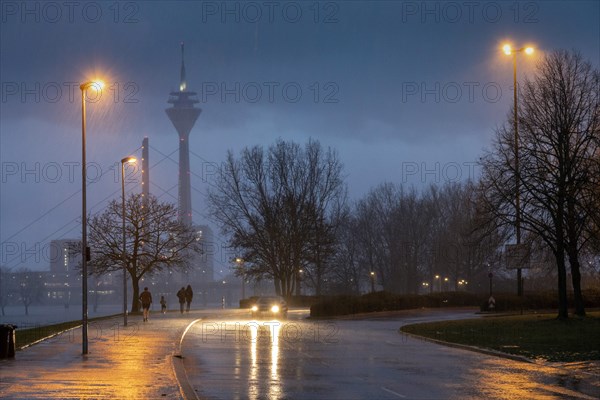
[181,309,599,400]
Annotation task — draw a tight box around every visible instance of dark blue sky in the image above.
[1,1,599,273]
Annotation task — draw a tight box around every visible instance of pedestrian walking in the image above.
[160,295,167,314]
[176,287,186,314]
[185,284,194,312]
[140,287,153,322]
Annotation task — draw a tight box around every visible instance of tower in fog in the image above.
[141,137,149,206]
[165,42,201,225]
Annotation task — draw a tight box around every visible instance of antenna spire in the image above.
[179,42,187,92]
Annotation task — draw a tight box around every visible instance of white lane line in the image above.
[178,318,203,354]
[381,386,407,398]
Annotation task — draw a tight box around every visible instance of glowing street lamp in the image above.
[502,43,534,297]
[370,271,376,293]
[121,156,136,327]
[79,79,104,355]
[296,269,303,296]
[235,258,245,300]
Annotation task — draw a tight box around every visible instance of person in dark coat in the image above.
[176,287,186,314]
[160,295,167,314]
[140,287,153,322]
[185,284,193,312]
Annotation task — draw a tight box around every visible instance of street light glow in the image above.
[81,79,105,91]
[502,44,535,56]
[91,80,105,91]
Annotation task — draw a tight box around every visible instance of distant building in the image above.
[49,239,81,274]
[195,224,215,282]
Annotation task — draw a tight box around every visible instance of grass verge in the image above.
[14,314,124,349]
[400,311,600,362]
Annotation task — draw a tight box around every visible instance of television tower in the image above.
[165,42,201,225]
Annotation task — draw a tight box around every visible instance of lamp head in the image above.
[502,44,512,55]
[121,156,136,164]
[80,80,105,91]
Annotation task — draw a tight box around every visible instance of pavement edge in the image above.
[172,318,204,400]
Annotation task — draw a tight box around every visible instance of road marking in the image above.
[178,318,203,354]
[381,386,407,398]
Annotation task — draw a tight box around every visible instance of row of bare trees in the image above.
[78,50,596,321]
[207,50,598,322]
[208,141,505,297]
[333,182,506,295]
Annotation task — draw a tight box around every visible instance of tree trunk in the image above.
[131,276,141,313]
[567,251,586,316]
[555,246,569,320]
[274,278,281,296]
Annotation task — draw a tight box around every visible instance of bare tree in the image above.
[208,139,346,298]
[15,268,43,315]
[354,183,400,291]
[479,50,599,318]
[328,213,362,294]
[0,266,11,316]
[87,194,202,312]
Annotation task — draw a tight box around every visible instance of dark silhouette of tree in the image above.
[479,50,599,318]
[15,268,43,315]
[208,139,346,298]
[87,194,202,312]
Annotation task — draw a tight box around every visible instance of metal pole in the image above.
[513,52,523,297]
[370,272,375,293]
[80,86,88,355]
[121,161,128,327]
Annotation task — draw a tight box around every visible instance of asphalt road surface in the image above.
[181,308,600,400]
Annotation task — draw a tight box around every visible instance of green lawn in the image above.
[400,312,600,362]
[14,314,122,349]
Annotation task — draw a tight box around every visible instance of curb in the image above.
[399,329,535,363]
[172,318,204,400]
[172,353,199,400]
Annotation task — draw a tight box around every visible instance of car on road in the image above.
[250,296,288,319]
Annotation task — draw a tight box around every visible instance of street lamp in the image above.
[503,43,534,297]
[235,258,245,300]
[121,156,136,327]
[434,275,440,292]
[80,79,104,355]
[370,271,375,293]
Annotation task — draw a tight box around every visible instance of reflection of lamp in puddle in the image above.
[249,322,258,367]
[248,322,258,399]
[270,322,281,398]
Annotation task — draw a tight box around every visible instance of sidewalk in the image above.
[0,311,200,400]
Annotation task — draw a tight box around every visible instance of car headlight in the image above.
[251,306,258,312]
[271,305,279,313]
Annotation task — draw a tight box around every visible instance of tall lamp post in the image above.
[235,258,245,300]
[370,271,375,293]
[79,80,104,355]
[503,43,534,297]
[121,156,136,327]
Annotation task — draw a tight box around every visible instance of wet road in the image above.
[181,308,600,400]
